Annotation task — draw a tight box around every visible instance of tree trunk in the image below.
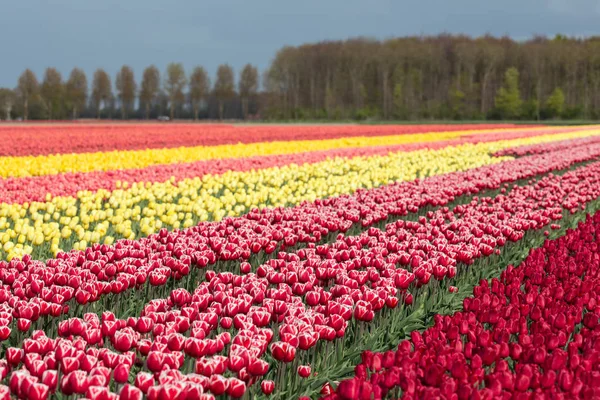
[382,69,389,119]
[242,98,248,120]
[218,101,224,120]
[170,103,175,120]
[23,99,28,121]
[536,77,542,121]
[73,107,77,120]
[145,103,150,120]
[121,104,126,120]
[193,104,199,121]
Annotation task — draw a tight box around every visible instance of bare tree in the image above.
[239,64,258,119]
[189,66,210,120]
[0,89,16,120]
[164,63,186,119]
[140,65,160,119]
[213,64,235,120]
[40,68,65,119]
[116,65,137,119]
[91,69,112,118]
[16,69,39,121]
[65,68,87,119]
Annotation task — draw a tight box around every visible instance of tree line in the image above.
[0,63,258,121]
[263,34,600,121]
[2,34,600,121]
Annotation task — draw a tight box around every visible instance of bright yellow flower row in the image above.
[0,126,564,178]
[2,129,599,261]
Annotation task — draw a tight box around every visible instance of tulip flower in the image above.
[261,380,275,395]
[298,365,312,378]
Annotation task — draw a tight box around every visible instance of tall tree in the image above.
[0,89,15,120]
[40,68,65,119]
[164,63,186,119]
[91,69,112,118]
[189,66,210,120]
[238,64,258,119]
[494,67,523,119]
[545,87,565,119]
[115,65,137,119]
[65,68,88,119]
[139,66,160,119]
[214,64,235,120]
[16,69,39,121]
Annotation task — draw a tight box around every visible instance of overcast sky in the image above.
[1,0,599,88]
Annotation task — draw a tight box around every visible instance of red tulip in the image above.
[17,318,31,332]
[114,363,130,384]
[119,384,143,400]
[6,347,23,367]
[247,358,269,376]
[226,378,246,398]
[208,375,229,396]
[41,370,58,393]
[297,365,311,378]
[261,380,275,395]
[134,372,154,394]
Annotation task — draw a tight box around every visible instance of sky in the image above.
[1,0,599,88]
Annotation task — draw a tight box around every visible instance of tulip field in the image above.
[4,123,600,400]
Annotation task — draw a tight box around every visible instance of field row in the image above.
[0,123,542,157]
[1,128,599,262]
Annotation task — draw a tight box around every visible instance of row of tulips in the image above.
[0,125,587,205]
[494,133,600,157]
[1,129,599,261]
[2,141,600,325]
[0,123,535,157]
[0,126,524,178]
[4,150,600,398]
[325,211,600,399]
[0,139,512,261]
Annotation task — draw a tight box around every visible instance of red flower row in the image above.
[4,150,600,398]
[324,211,600,400]
[495,134,600,157]
[0,123,535,157]
[0,126,575,204]
[3,144,600,330]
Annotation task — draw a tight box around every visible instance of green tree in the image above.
[238,64,258,119]
[116,65,137,119]
[449,89,466,119]
[213,64,235,120]
[164,63,187,119]
[91,69,112,118]
[545,87,565,119]
[16,69,40,120]
[139,66,160,119]
[521,98,540,120]
[494,67,522,119]
[0,88,16,120]
[65,68,88,119]
[41,68,65,119]
[392,83,404,119]
[189,66,210,120]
